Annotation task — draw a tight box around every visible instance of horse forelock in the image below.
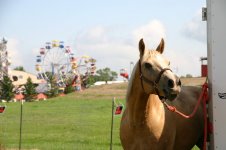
[141,50,161,62]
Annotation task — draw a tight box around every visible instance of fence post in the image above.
[19,100,23,150]
[110,97,115,150]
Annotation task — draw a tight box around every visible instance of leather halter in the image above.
[139,59,172,100]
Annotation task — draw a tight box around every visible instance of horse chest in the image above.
[120,117,176,150]
[146,108,166,139]
[123,126,175,150]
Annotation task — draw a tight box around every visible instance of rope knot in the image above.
[167,105,176,112]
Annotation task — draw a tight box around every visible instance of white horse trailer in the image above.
[205,0,226,149]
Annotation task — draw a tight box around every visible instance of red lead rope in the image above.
[162,82,209,150]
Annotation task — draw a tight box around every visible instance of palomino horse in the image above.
[120,39,204,150]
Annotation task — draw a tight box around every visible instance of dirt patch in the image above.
[180,77,206,86]
[74,82,128,100]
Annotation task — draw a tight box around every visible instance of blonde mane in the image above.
[126,61,138,102]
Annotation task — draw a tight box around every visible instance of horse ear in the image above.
[156,38,164,54]
[139,38,145,57]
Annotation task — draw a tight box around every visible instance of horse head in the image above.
[138,38,181,101]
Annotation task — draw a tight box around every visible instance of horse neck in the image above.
[126,64,149,125]
[126,63,164,127]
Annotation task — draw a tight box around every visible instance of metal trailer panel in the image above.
[207,0,226,149]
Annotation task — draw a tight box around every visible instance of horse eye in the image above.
[144,63,152,69]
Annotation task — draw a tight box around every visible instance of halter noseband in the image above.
[139,59,172,100]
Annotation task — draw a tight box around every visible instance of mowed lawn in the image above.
[0,83,127,150]
[0,81,202,150]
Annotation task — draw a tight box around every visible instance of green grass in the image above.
[0,94,123,150]
[0,83,201,150]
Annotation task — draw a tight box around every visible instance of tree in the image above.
[186,74,193,78]
[86,68,118,85]
[24,77,37,101]
[0,75,14,102]
[45,74,59,97]
[86,75,96,86]
[14,66,25,72]
[64,77,75,94]
[96,67,118,82]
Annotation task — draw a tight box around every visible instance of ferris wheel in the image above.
[35,40,96,88]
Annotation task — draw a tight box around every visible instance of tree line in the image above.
[0,75,36,102]
[0,67,118,102]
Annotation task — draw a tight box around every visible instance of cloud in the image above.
[6,38,24,68]
[76,26,109,45]
[73,20,166,77]
[181,10,206,43]
[166,51,202,77]
[74,26,136,73]
[133,20,166,48]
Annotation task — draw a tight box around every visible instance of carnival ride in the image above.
[35,40,96,89]
[120,69,129,80]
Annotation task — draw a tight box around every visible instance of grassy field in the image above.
[0,83,127,150]
[0,80,204,150]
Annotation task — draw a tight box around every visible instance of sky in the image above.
[0,0,207,79]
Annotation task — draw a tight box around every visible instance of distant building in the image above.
[94,80,127,86]
[8,70,42,86]
[200,57,207,77]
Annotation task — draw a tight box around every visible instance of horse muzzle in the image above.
[163,78,181,101]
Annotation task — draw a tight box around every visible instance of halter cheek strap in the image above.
[139,59,172,100]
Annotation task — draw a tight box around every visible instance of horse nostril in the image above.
[168,79,174,88]
[177,79,182,86]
